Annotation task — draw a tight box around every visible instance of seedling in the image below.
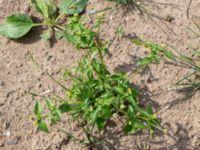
[115,24,125,39]
[0,0,88,42]
[133,39,175,67]
[133,38,200,97]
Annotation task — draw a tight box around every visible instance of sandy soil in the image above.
[1,0,200,149]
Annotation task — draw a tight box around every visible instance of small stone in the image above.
[0,81,5,86]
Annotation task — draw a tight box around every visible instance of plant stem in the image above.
[32,23,44,27]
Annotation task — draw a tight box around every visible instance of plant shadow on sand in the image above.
[163,86,199,109]
[57,122,191,150]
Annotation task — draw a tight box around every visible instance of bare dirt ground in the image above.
[1,0,200,149]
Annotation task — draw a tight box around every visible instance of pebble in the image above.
[0,81,5,86]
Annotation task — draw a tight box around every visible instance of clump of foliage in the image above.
[0,0,88,41]
[34,55,160,144]
[32,18,160,147]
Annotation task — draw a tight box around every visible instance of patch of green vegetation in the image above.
[32,16,160,147]
[133,39,175,67]
[0,0,88,41]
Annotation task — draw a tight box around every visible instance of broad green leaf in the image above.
[60,0,88,15]
[34,101,42,116]
[0,14,33,39]
[31,0,56,19]
[38,120,49,133]
[59,103,72,113]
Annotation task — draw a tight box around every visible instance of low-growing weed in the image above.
[132,39,175,67]
[34,55,160,146]
[133,38,200,97]
[0,0,88,42]
[31,23,160,147]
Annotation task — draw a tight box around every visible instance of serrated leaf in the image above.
[60,0,88,15]
[38,120,49,133]
[0,13,33,39]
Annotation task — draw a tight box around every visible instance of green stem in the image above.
[32,23,44,27]
[55,13,65,23]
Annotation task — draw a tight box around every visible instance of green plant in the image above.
[115,24,125,39]
[133,39,175,67]
[132,38,200,97]
[32,24,160,146]
[174,49,200,95]
[34,55,160,144]
[0,0,88,40]
[24,4,161,147]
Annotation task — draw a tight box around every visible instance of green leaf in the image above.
[46,97,54,110]
[31,0,56,19]
[55,31,63,40]
[60,0,88,15]
[137,56,154,66]
[38,120,49,133]
[146,104,154,115]
[48,108,62,124]
[124,124,134,133]
[124,121,146,134]
[96,117,105,130]
[59,103,72,113]
[41,30,52,41]
[162,50,175,60]
[91,106,101,122]
[0,13,33,39]
[34,101,42,116]
[127,105,135,119]
[101,107,112,119]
